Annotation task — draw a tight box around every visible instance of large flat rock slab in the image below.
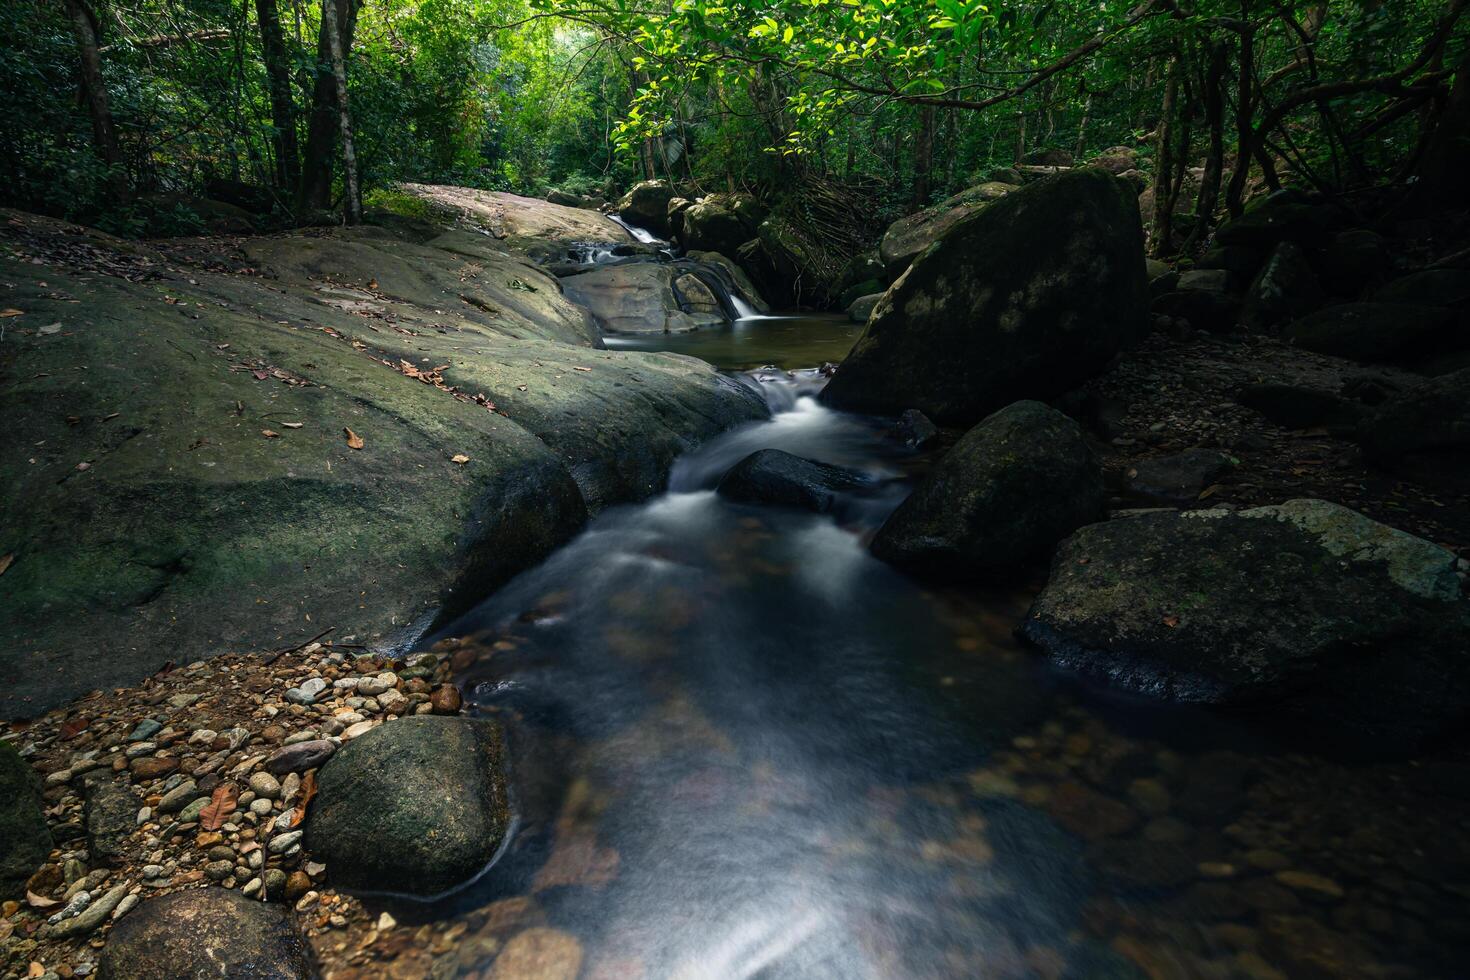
[401,184,632,248]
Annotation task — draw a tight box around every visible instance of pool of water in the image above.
[415,380,1470,979]
[603,313,863,372]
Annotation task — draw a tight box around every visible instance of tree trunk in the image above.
[1150,55,1180,257]
[320,0,360,224]
[298,0,358,212]
[255,0,299,194]
[1405,51,1470,215]
[1225,7,1256,216]
[1185,40,1228,252]
[913,106,935,207]
[62,0,125,196]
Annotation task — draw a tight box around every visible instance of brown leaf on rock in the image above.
[25,891,58,910]
[289,771,317,828]
[1162,614,1181,628]
[1,308,23,317]
[59,716,89,739]
[262,429,280,438]
[0,553,12,576]
[344,427,364,450]
[451,454,469,464]
[199,782,239,830]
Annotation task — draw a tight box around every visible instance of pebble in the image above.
[357,673,398,697]
[378,689,410,715]
[429,685,462,714]
[249,771,282,799]
[268,830,303,854]
[158,779,199,813]
[177,797,209,823]
[1275,870,1345,900]
[250,798,274,816]
[127,719,162,742]
[342,720,375,740]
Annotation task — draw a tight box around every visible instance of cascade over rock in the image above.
[821,169,1150,426]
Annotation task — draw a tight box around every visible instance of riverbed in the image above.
[417,312,1470,979]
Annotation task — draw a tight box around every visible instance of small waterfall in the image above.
[609,214,664,245]
[731,295,760,320]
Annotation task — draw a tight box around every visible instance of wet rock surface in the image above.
[716,448,871,515]
[306,716,510,898]
[1124,448,1233,506]
[872,401,1104,579]
[100,887,314,978]
[821,169,1149,426]
[0,741,52,897]
[1023,499,1470,743]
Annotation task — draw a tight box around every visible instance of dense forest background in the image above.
[2,0,1465,256]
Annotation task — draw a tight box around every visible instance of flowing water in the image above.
[604,313,862,372]
[415,250,1470,979]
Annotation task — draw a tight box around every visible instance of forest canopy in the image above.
[1,0,1465,252]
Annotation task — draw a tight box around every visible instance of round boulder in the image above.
[871,400,1104,579]
[305,716,510,898]
[99,887,314,978]
[616,180,675,237]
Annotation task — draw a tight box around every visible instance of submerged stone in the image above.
[100,887,314,978]
[716,449,870,515]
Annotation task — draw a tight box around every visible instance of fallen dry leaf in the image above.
[451,454,470,464]
[262,429,280,438]
[60,716,89,739]
[289,771,317,828]
[0,553,12,576]
[344,427,364,450]
[281,421,304,429]
[0,308,23,317]
[199,782,239,831]
[25,890,58,910]
[1162,614,1181,628]
[572,366,592,372]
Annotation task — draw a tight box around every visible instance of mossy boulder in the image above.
[617,180,675,237]
[871,401,1104,580]
[1,741,52,897]
[305,716,509,898]
[877,181,1015,281]
[1022,500,1470,744]
[0,211,765,716]
[821,170,1149,426]
[1285,302,1455,364]
[679,195,758,256]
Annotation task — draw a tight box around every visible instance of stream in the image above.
[413,239,1470,979]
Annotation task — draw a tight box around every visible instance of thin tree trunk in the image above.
[913,105,935,207]
[1225,6,1256,216]
[1014,110,1027,163]
[1185,40,1228,252]
[320,0,360,224]
[298,0,357,211]
[255,0,299,193]
[1405,51,1470,215]
[1151,55,1180,257]
[62,0,125,197]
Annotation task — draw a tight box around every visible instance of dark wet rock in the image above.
[1214,191,1340,249]
[838,277,884,311]
[82,772,136,866]
[1151,288,1242,334]
[1197,244,1265,282]
[1236,383,1361,432]
[1022,499,1470,743]
[871,401,1104,579]
[1125,449,1232,507]
[306,716,510,898]
[1373,267,1470,310]
[1022,148,1074,167]
[1357,367,1470,482]
[1089,838,1196,889]
[846,292,883,323]
[674,272,722,317]
[716,449,869,515]
[1319,229,1391,296]
[616,180,674,237]
[822,170,1148,426]
[1177,268,1233,294]
[892,409,939,450]
[678,194,760,256]
[986,167,1025,185]
[100,887,314,978]
[1088,146,1138,175]
[545,188,594,209]
[1285,302,1455,363]
[877,181,1014,280]
[1241,241,1326,330]
[0,742,51,897]
[264,739,336,774]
